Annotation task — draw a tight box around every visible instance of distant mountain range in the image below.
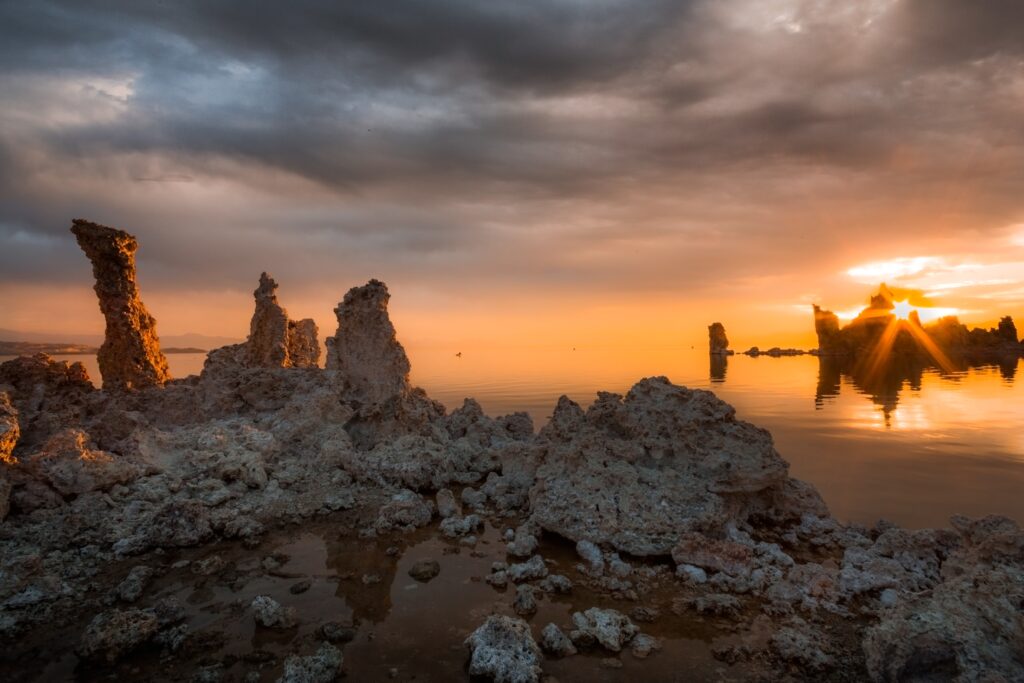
[0,329,242,356]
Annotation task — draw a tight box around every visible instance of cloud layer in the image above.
[1,0,1022,340]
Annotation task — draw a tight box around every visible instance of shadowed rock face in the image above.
[813,305,841,352]
[71,219,170,390]
[245,273,319,368]
[708,323,730,355]
[325,279,411,404]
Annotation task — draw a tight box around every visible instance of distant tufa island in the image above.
[709,283,1023,362]
[0,340,206,355]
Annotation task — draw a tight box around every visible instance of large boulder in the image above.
[527,377,818,555]
[71,219,170,390]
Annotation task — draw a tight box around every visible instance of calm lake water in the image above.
[4,346,1022,529]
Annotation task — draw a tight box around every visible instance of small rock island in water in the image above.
[1,221,1023,682]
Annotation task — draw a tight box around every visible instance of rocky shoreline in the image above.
[1,221,1022,682]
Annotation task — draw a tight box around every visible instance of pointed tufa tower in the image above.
[71,219,171,390]
[325,279,410,403]
[244,272,320,368]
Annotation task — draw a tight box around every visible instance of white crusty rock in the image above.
[862,515,1024,682]
[540,623,577,657]
[76,608,159,663]
[465,615,543,683]
[325,279,411,403]
[528,377,824,555]
[252,595,298,629]
[507,555,548,583]
[71,219,170,390]
[277,643,344,683]
[375,489,434,532]
[569,608,639,652]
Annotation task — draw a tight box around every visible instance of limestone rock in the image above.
[243,273,320,368]
[528,377,808,555]
[25,428,141,497]
[569,607,639,652]
[325,280,410,403]
[71,219,170,390]
[277,643,343,683]
[465,615,542,683]
[863,515,1024,682]
[76,608,159,663]
[708,322,731,355]
[374,489,433,532]
[513,584,537,616]
[408,559,440,582]
[116,565,154,603]
[0,353,94,452]
[252,595,298,629]
[0,391,18,463]
[540,623,576,657]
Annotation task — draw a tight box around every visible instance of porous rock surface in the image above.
[325,279,410,404]
[526,377,825,555]
[465,615,542,683]
[70,219,170,390]
[239,272,320,368]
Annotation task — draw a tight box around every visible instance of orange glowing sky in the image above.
[1,1,1023,351]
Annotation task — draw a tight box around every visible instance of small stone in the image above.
[116,566,154,603]
[408,560,441,582]
[514,585,538,616]
[318,622,357,644]
[251,595,297,630]
[277,643,344,683]
[290,579,312,595]
[540,623,577,658]
[507,555,547,583]
[630,633,662,659]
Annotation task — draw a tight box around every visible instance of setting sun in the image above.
[892,300,915,320]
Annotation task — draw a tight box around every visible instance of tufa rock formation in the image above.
[708,322,731,355]
[526,377,825,556]
[71,219,170,390]
[243,272,319,368]
[325,279,411,403]
[0,391,19,464]
[812,305,841,352]
[814,285,1022,360]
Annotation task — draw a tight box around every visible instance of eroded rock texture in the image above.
[244,273,319,368]
[708,322,731,355]
[325,279,411,403]
[527,377,824,555]
[71,219,170,390]
[0,391,18,463]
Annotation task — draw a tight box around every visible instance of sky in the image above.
[1,0,1023,351]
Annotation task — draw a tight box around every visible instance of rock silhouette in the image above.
[71,219,170,390]
[813,284,1022,360]
[707,322,731,355]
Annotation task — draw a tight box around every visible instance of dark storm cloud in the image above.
[1,0,1023,303]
